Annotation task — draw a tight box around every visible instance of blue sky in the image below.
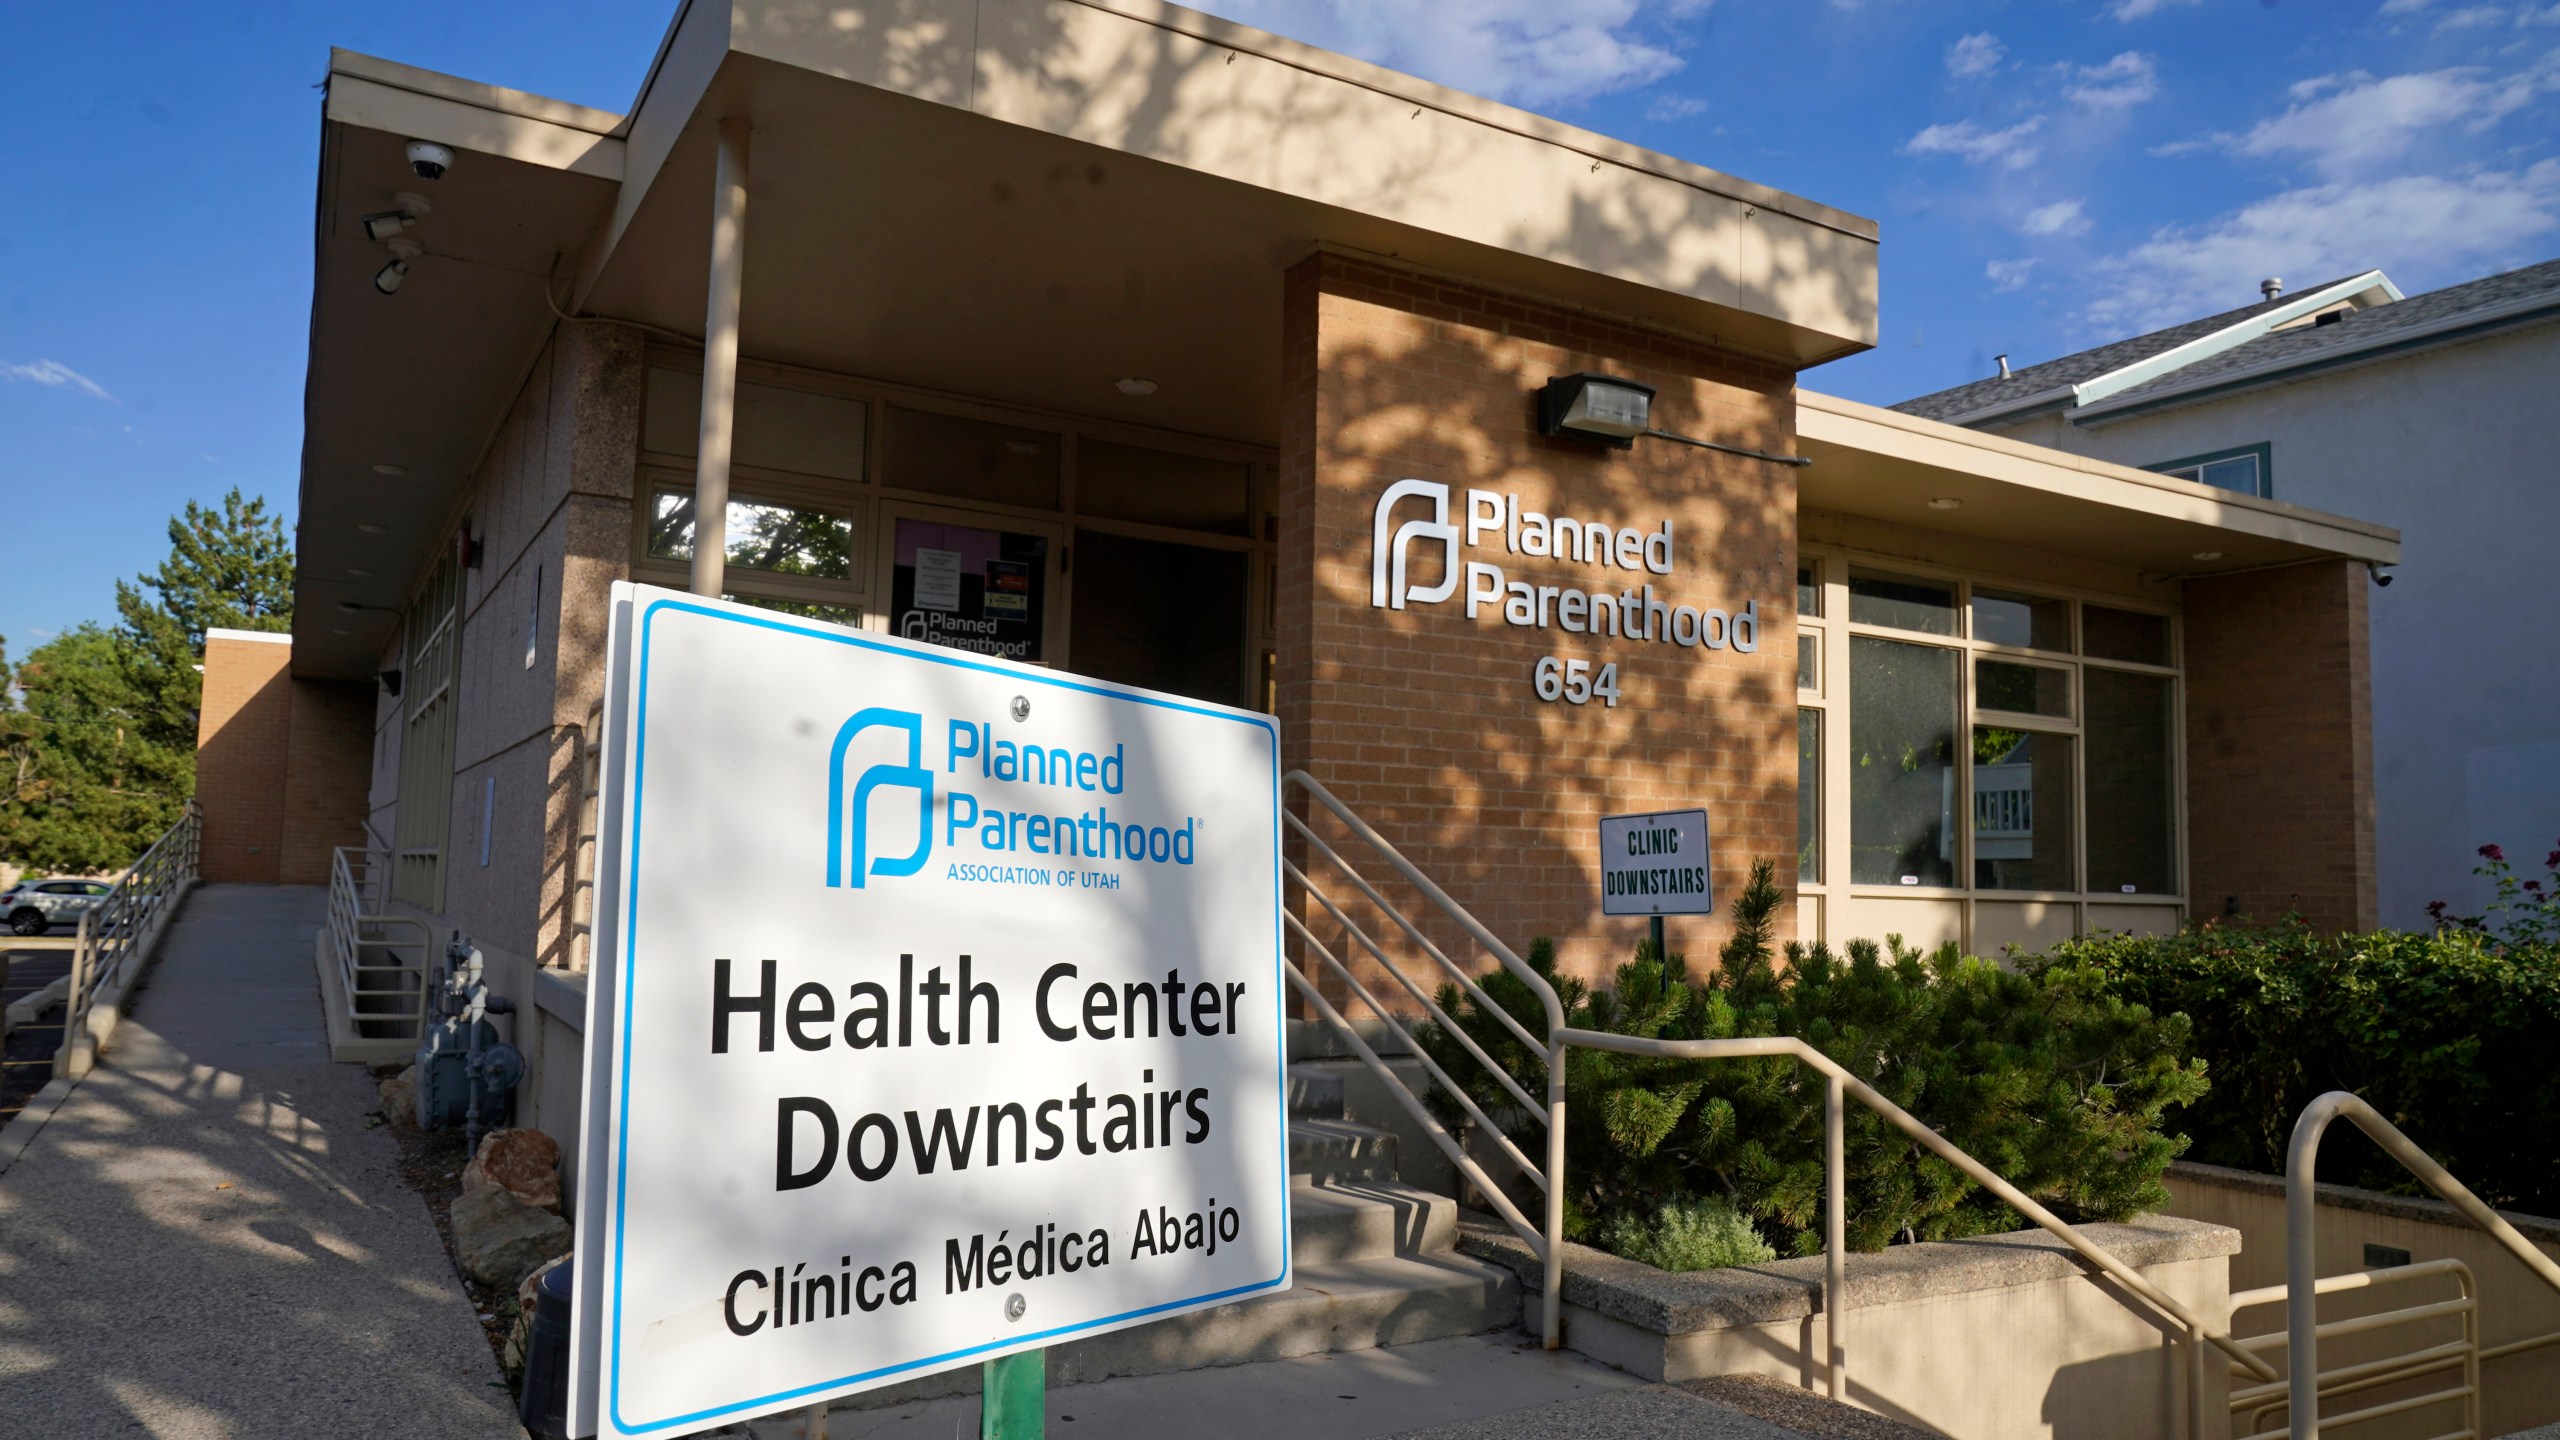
[4,0,2556,656]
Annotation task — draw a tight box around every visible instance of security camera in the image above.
[405,140,455,180]
[2367,563,2396,588]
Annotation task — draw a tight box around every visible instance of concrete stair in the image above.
[832,1059,1518,1412]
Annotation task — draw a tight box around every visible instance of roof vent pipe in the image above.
[1995,354,2012,379]
[2261,277,2284,301]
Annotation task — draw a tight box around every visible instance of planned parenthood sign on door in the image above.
[568,584,1288,1438]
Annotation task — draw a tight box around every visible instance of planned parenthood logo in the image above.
[827,708,933,889]
[1371,479,1457,611]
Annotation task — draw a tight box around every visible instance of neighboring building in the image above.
[1898,261,2560,927]
[195,0,2398,1184]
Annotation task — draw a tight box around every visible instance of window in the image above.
[1849,637,1959,887]
[1798,709,1822,884]
[1849,571,1957,636]
[2149,444,2269,499]
[1800,548,2183,921]
[392,553,463,909]
[1973,728,2075,892]
[2084,668,2177,895]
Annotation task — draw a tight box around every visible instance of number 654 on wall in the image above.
[1533,655,1620,708]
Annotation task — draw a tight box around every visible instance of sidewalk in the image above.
[0,885,523,1439]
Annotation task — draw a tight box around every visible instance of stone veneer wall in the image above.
[1276,252,1802,999]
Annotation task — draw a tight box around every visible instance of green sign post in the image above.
[982,1349,1045,1438]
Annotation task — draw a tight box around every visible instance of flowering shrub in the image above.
[2427,841,2560,949]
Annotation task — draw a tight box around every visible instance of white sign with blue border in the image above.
[567,584,1289,1438]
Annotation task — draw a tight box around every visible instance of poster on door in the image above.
[891,520,1046,663]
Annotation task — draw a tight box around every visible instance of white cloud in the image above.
[2084,160,2560,331]
[1903,116,2045,169]
[1946,32,2005,80]
[2109,0,2201,18]
[1987,258,2040,291]
[1645,94,1709,121]
[2066,51,2160,109]
[2020,199,2095,236]
[2434,4,2507,29]
[0,359,113,402]
[2231,66,2545,178]
[2521,4,2560,23]
[1205,0,1686,108]
[2379,0,2434,12]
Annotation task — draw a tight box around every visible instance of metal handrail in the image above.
[1278,768,2271,1419]
[329,845,432,1040]
[54,800,201,1080]
[2230,1260,2478,1439]
[1555,1027,2283,1400]
[1282,771,1568,1350]
[2283,1091,2560,1439]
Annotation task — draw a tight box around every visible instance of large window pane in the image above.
[726,593,863,629]
[1078,440,1253,536]
[2084,605,2171,666]
[1976,658,2071,718]
[642,368,868,481]
[648,490,857,581]
[1850,637,1959,887]
[2085,668,2177,894]
[884,406,1061,509]
[1973,729,2075,892]
[1069,530,1246,705]
[1849,571,1957,636]
[1798,709,1823,883]
[1971,588,2071,651]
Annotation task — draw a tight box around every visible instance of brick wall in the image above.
[2184,560,2377,931]
[280,678,374,885]
[1278,253,1801,1000]
[195,634,294,884]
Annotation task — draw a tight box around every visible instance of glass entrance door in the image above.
[876,503,1065,665]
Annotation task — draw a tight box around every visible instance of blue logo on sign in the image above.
[826,708,933,888]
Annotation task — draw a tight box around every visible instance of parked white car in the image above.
[3,878,114,936]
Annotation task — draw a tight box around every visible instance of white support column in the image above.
[691,116,751,600]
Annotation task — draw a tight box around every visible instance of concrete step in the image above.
[1289,1177,1460,1264]
[1288,1060,1347,1119]
[1289,1117,1399,1184]
[835,1249,1523,1412]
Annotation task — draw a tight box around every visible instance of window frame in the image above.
[632,346,1279,709]
[1796,544,2185,945]
[2146,442,2272,500]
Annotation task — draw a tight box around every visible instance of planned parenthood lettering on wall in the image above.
[568,585,1287,1439]
[1370,479,1767,712]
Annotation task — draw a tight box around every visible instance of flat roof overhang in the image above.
[1795,391,2401,577]
[295,0,1880,678]
[296,53,625,677]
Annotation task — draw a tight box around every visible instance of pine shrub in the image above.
[1417,859,2206,1258]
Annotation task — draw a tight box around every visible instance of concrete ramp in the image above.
[0,884,521,1439]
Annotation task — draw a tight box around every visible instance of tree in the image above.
[0,489,293,872]
[114,488,295,753]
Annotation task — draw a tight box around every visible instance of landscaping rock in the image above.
[461,1127,562,1213]
[377,1065,417,1126]
[451,1182,573,1293]
[505,1252,570,1376]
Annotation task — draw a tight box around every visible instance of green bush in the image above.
[1599,1196,1777,1272]
[1417,860,2206,1259]
[2025,918,2560,1214]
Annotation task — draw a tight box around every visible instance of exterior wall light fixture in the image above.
[1536,371,1811,468]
